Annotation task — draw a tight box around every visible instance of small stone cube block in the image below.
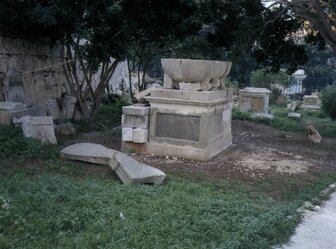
[122,105,150,116]
[122,114,149,128]
[133,128,148,143]
[122,127,133,141]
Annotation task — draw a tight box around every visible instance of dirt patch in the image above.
[59,120,336,183]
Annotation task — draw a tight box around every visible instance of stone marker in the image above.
[239,87,271,114]
[0,101,27,125]
[288,112,301,119]
[275,94,288,105]
[308,126,321,144]
[60,143,166,185]
[109,152,166,185]
[179,82,202,91]
[61,95,77,119]
[21,116,57,144]
[47,98,61,120]
[289,101,298,112]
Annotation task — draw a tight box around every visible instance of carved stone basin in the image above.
[161,58,232,91]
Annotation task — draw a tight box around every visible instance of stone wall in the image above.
[0,36,66,104]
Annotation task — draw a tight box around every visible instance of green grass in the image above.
[232,106,336,137]
[1,159,336,249]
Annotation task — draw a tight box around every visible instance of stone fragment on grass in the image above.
[60,142,116,165]
[60,143,166,185]
[251,112,274,120]
[109,152,166,185]
[288,112,301,119]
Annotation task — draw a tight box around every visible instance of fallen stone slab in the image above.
[109,152,166,185]
[60,143,116,165]
[288,112,301,119]
[251,112,274,120]
[60,143,166,185]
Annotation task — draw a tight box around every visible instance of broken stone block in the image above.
[21,116,57,144]
[122,127,133,141]
[122,105,150,116]
[0,101,27,125]
[109,152,166,185]
[289,101,298,112]
[122,114,149,129]
[251,112,274,120]
[61,95,76,119]
[133,128,148,143]
[60,143,116,165]
[47,98,61,120]
[288,112,301,119]
[60,143,166,185]
[179,82,202,91]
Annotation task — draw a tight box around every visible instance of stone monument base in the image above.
[145,89,232,161]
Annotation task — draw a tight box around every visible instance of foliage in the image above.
[302,45,336,93]
[96,96,131,128]
[232,106,336,136]
[0,125,58,161]
[250,69,292,104]
[321,84,336,120]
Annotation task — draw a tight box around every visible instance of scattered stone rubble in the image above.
[60,143,166,185]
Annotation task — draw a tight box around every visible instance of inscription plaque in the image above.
[156,113,200,141]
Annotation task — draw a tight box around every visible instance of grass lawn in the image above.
[0,105,336,249]
[1,157,336,249]
[233,105,336,137]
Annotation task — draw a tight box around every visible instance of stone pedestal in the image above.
[121,104,150,153]
[145,89,232,161]
[0,101,27,125]
[239,87,271,113]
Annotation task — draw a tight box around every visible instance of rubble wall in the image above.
[0,36,66,103]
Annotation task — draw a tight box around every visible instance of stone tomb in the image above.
[239,87,271,114]
[145,89,233,161]
[0,101,27,125]
[300,95,321,111]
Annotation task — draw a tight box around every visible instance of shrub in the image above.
[321,84,336,120]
